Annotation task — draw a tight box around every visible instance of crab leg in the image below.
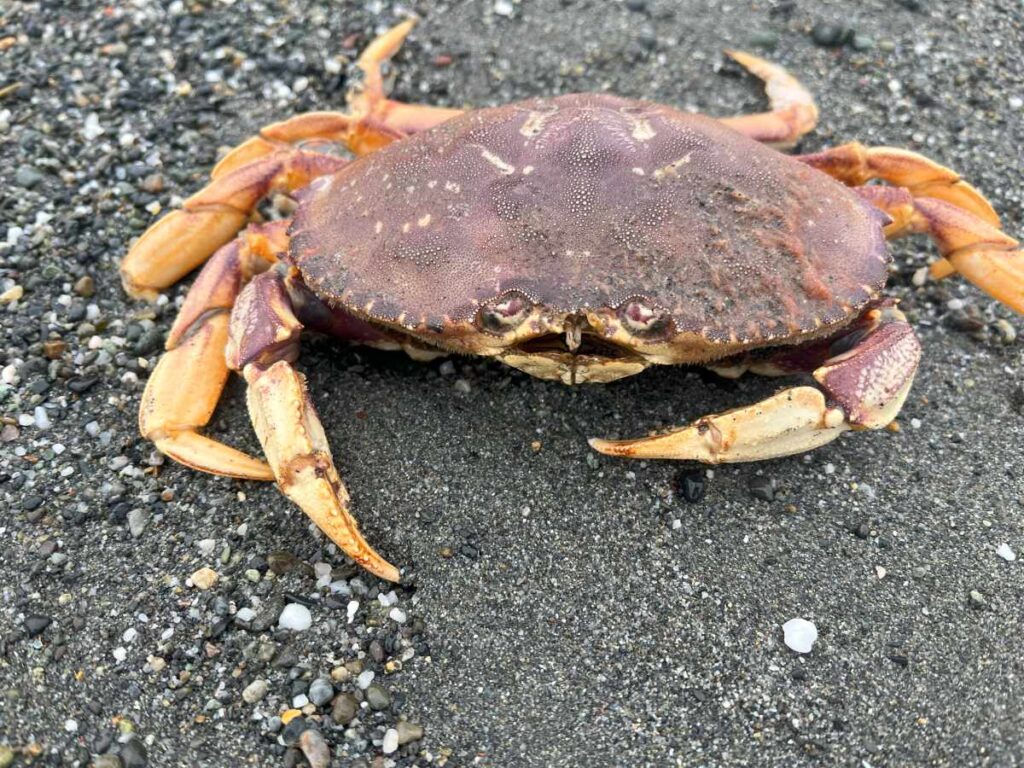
[590,303,921,463]
[718,50,819,149]
[797,142,999,226]
[120,150,346,300]
[228,267,401,582]
[858,186,1024,313]
[139,221,292,480]
[212,20,463,177]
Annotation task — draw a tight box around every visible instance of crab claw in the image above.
[590,304,921,464]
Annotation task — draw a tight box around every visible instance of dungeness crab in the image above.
[121,21,1023,581]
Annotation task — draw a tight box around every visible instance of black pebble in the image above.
[675,469,707,503]
[24,614,52,637]
[120,737,148,767]
[810,22,850,48]
[748,478,775,502]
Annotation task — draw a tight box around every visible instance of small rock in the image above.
[298,729,331,768]
[493,0,514,16]
[93,755,123,768]
[141,173,165,193]
[749,477,775,501]
[15,165,44,188]
[996,543,1016,562]
[242,679,268,704]
[782,617,818,654]
[279,603,313,631]
[810,22,849,48]
[381,728,399,755]
[308,677,334,706]
[356,669,375,689]
[969,590,987,609]
[994,319,1017,345]
[0,285,23,304]
[127,508,148,538]
[396,720,424,745]
[331,692,359,724]
[119,737,148,768]
[0,747,13,768]
[24,614,52,637]
[73,275,95,297]
[365,683,391,711]
[675,469,706,503]
[189,567,219,591]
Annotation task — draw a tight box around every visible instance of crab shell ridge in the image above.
[289,93,890,375]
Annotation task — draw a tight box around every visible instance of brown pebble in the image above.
[298,729,331,768]
[433,54,453,67]
[43,340,67,359]
[73,275,95,297]
[141,173,165,193]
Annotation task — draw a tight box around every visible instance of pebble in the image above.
[242,679,268,705]
[73,275,95,297]
[356,669,375,689]
[189,567,219,591]
[24,614,52,637]
[396,720,424,745]
[120,737,148,767]
[381,728,399,755]
[0,747,14,768]
[331,692,359,724]
[127,508,148,538]
[308,677,334,706]
[675,469,707,503]
[782,618,818,653]
[235,607,256,622]
[15,165,43,188]
[994,319,1017,345]
[969,590,987,609]
[298,729,331,768]
[93,756,123,768]
[749,477,775,502]
[389,607,407,623]
[996,543,1016,562]
[810,22,849,48]
[279,603,313,631]
[365,683,391,711]
[493,0,514,16]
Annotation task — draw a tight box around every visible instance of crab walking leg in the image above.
[139,221,291,481]
[717,50,819,149]
[228,268,400,582]
[858,186,1024,314]
[590,304,921,463]
[121,150,346,300]
[212,21,463,177]
[797,142,999,226]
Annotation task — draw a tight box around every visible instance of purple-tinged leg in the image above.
[226,266,401,582]
[590,303,921,463]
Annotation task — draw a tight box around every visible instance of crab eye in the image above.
[619,298,672,337]
[477,291,533,333]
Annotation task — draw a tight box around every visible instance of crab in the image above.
[121,21,1023,582]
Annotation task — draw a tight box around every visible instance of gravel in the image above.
[1,0,1022,766]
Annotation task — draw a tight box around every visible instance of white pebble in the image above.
[1010,96,1023,110]
[197,538,216,557]
[875,565,887,580]
[112,647,127,663]
[346,599,359,624]
[782,618,818,654]
[389,607,407,624]
[82,112,104,140]
[278,603,312,631]
[34,406,51,430]
[292,693,309,708]
[382,727,399,754]
[997,543,1016,562]
[356,669,375,689]
[236,607,256,622]
[122,627,137,643]
[64,719,78,733]
[378,590,398,607]
[330,580,352,596]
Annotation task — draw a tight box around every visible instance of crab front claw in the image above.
[590,304,921,463]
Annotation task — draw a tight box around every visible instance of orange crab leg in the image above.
[858,186,1023,314]
[718,50,819,149]
[591,304,920,462]
[121,150,346,300]
[798,142,999,226]
[227,267,401,582]
[138,221,291,481]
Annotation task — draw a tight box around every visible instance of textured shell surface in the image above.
[290,93,889,343]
